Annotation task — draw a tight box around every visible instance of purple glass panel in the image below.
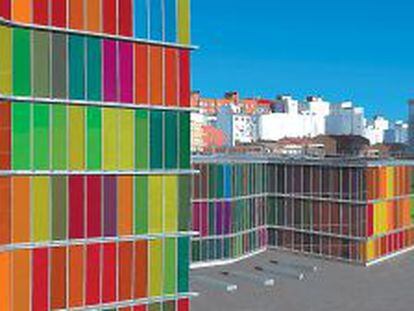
[119,41,133,103]
[104,176,117,236]
[192,202,201,232]
[103,39,117,102]
[201,203,208,237]
[224,201,232,234]
[215,202,223,235]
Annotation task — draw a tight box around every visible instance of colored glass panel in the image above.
[135,109,149,169]
[52,176,67,240]
[86,244,101,305]
[86,0,101,32]
[0,26,12,95]
[104,39,117,101]
[12,103,31,170]
[164,238,177,295]
[135,44,149,103]
[87,37,103,101]
[103,108,119,170]
[119,176,134,235]
[119,0,133,36]
[12,0,31,23]
[69,0,84,30]
[69,176,85,239]
[33,177,50,241]
[104,176,117,236]
[50,247,67,309]
[0,0,11,19]
[87,176,102,238]
[119,41,134,103]
[179,176,191,231]
[179,112,191,169]
[33,104,50,170]
[165,48,178,106]
[150,46,163,105]
[32,248,49,311]
[119,242,134,301]
[165,0,177,43]
[69,106,85,170]
[150,0,163,41]
[12,250,30,311]
[135,176,148,234]
[119,109,134,169]
[165,176,178,232]
[150,111,163,169]
[33,31,51,98]
[178,0,190,44]
[134,241,148,298]
[87,106,102,170]
[134,0,148,38]
[33,0,49,25]
[69,35,86,100]
[12,177,30,243]
[179,50,191,107]
[0,177,11,245]
[103,0,117,35]
[51,0,67,28]
[178,237,190,292]
[149,176,163,234]
[51,105,67,169]
[103,243,117,303]
[149,240,162,296]
[0,102,11,170]
[69,245,84,307]
[165,111,178,169]
[52,33,67,99]
[13,28,31,96]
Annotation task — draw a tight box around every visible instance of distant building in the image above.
[216,104,257,147]
[384,121,409,144]
[364,115,390,145]
[326,101,365,136]
[258,95,330,141]
[313,135,370,157]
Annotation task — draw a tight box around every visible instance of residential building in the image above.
[384,121,409,144]
[326,101,366,136]
[408,100,414,149]
[364,116,390,145]
[0,1,192,310]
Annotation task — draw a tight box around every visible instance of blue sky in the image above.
[191,0,414,120]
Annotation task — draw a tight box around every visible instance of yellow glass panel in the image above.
[32,177,50,242]
[0,26,12,95]
[103,108,118,170]
[178,0,190,44]
[164,176,178,233]
[119,109,134,170]
[69,106,85,170]
[149,176,162,234]
[149,240,162,297]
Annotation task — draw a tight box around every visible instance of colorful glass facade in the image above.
[0,1,192,310]
[191,156,414,267]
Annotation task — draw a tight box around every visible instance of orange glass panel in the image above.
[12,0,31,23]
[13,249,30,311]
[69,245,84,307]
[12,177,31,243]
[69,0,84,30]
[0,252,11,311]
[0,177,11,245]
[150,46,163,105]
[51,247,67,309]
[86,0,101,32]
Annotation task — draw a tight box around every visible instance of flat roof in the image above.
[192,154,414,167]
[191,249,414,311]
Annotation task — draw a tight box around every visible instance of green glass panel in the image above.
[33,30,50,98]
[69,35,85,100]
[12,103,31,170]
[135,109,149,169]
[216,164,224,198]
[86,106,102,170]
[52,33,67,99]
[179,112,190,169]
[135,176,148,234]
[33,104,50,170]
[163,301,176,311]
[164,238,176,295]
[148,303,161,311]
[86,37,102,101]
[178,237,189,292]
[52,176,67,240]
[51,105,67,170]
[13,28,31,96]
[178,175,191,231]
[150,110,163,169]
[165,111,178,169]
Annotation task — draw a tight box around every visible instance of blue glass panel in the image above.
[134,0,148,39]
[165,0,176,43]
[150,0,163,41]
